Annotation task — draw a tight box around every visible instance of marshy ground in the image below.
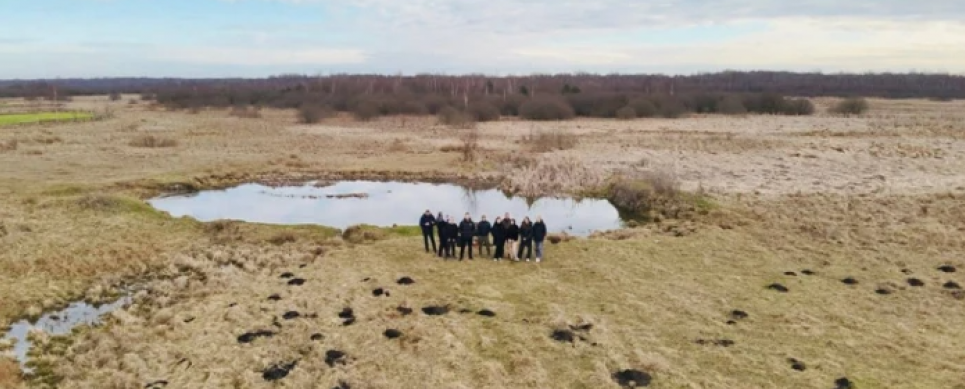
[1,96,964,388]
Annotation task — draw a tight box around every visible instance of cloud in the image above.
[155,47,367,66]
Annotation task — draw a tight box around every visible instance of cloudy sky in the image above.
[1,0,964,78]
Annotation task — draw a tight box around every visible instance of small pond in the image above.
[148,181,624,236]
[2,295,132,373]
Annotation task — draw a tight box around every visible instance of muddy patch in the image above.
[611,369,652,387]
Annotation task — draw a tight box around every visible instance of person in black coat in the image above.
[457,213,475,260]
[491,216,506,261]
[517,217,534,261]
[419,210,437,253]
[475,215,492,257]
[445,216,459,259]
[506,219,519,260]
[532,216,547,262]
[435,212,446,257]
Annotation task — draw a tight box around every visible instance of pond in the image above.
[148,181,624,236]
[2,295,132,373]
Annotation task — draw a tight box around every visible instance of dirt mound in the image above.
[730,310,749,320]
[784,271,797,276]
[262,361,297,381]
[325,350,347,367]
[384,329,403,339]
[145,380,169,389]
[875,288,893,295]
[283,311,301,320]
[422,306,449,315]
[477,309,496,317]
[835,377,854,389]
[372,288,388,297]
[310,333,324,341]
[943,281,962,290]
[397,306,413,316]
[611,369,652,387]
[841,277,858,285]
[801,269,816,275]
[237,330,275,344]
[907,278,925,287]
[938,265,956,273]
[279,272,295,279]
[397,277,415,285]
[339,307,356,325]
[267,294,282,301]
[788,358,806,371]
[767,283,788,292]
[288,278,306,286]
[551,329,575,343]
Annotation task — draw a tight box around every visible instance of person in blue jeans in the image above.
[532,216,547,262]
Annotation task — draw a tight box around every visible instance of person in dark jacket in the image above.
[491,216,505,261]
[517,217,534,261]
[475,215,492,257]
[458,213,475,260]
[532,216,547,262]
[420,210,437,253]
[435,212,446,257]
[506,219,519,261]
[444,216,459,259]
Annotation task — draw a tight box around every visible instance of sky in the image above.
[1,0,964,78]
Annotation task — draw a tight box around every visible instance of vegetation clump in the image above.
[831,97,870,115]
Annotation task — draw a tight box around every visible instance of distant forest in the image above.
[1,71,961,120]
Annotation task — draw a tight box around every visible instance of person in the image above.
[507,218,519,261]
[445,216,459,259]
[476,215,492,257]
[533,216,547,262]
[491,216,505,261]
[458,213,475,260]
[436,214,449,258]
[517,217,534,261]
[419,210,437,253]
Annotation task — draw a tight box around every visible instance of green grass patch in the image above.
[0,111,94,126]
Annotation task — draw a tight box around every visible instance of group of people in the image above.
[420,210,548,262]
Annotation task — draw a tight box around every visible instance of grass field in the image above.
[0,111,94,126]
[1,96,964,388]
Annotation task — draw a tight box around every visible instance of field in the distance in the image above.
[0,96,964,388]
[0,111,94,126]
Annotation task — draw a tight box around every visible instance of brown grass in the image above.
[526,130,579,152]
[129,135,177,148]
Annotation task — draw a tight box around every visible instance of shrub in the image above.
[528,130,579,152]
[782,98,815,115]
[467,102,500,122]
[606,171,684,221]
[437,107,475,128]
[628,98,658,118]
[342,224,388,244]
[459,127,480,162]
[831,97,869,115]
[298,104,332,124]
[423,95,451,115]
[653,96,688,118]
[353,100,381,121]
[717,95,747,115]
[129,135,177,148]
[499,95,526,116]
[616,106,637,120]
[519,97,575,121]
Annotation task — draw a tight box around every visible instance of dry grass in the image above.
[525,130,579,152]
[129,135,178,148]
[2,96,965,388]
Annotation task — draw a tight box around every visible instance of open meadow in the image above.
[1,95,965,388]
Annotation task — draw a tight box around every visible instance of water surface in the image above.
[149,181,624,235]
[2,296,132,373]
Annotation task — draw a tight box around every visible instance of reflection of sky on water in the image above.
[2,296,132,373]
[148,181,624,235]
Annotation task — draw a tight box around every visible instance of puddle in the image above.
[2,295,132,373]
[148,180,624,236]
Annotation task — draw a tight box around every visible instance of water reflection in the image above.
[149,181,624,235]
[2,296,132,373]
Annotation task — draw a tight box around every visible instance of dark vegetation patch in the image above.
[422,305,449,316]
[767,283,789,293]
[943,281,962,290]
[396,306,413,316]
[907,278,925,287]
[477,309,496,317]
[280,272,295,279]
[695,339,735,347]
[841,277,858,285]
[238,330,275,343]
[788,358,807,371]
[383,329,403,339]
[611,369,652,388]
[287,278,306,286]
[938,265,957,273]
[262,361,297,382]
[835,377,854,389]
[396,277,415,285]
[267,294,282,301]
[324,350,347,367]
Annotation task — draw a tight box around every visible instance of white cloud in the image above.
[156,47,367,66]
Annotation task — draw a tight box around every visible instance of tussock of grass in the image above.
[603,172,714,222]
[526,130,579,153]
[129,135,177,148]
